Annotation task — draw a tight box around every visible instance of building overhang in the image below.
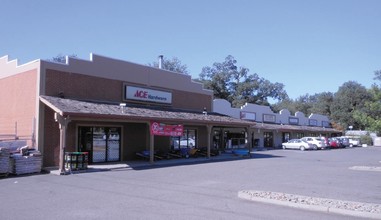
[39,95,254,128]
[252,123,340,133]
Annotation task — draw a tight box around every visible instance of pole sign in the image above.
[150,121,183,136]
[125,86,172,104]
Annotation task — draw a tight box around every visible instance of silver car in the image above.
[282,139,315,151]
[301,137,327,150]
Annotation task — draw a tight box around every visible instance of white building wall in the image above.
[278,109,291,124]
[213,99,331,127]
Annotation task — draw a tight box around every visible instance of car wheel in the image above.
[313,145,318,150]
[282,145,286,149]
[300,146,305,151]
[349,144,353,148]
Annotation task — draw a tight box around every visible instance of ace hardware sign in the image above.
[125,85,172,104]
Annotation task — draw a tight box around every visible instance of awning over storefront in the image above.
[252,122,340,133]
[40,95,255,173]
[39,95,254,127]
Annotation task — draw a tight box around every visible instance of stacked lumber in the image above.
[0,147,10,175]
[9,152,42,175]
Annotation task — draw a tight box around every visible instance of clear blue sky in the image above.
[1,0,380,100]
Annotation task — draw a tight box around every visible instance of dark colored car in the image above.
[337,137,350,148]
[328,137,340,148]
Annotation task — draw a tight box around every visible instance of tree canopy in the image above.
[49,54,77,63]
[198,55,288,107]
[149,56,189,74]
[330,81,370,130]
[352,70,381,135]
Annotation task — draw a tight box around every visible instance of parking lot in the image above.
[1,146,380,220]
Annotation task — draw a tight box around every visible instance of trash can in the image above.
[64,152,88,171]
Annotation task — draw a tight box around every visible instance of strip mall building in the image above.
[0,53,339,171]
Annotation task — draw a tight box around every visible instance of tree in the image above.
[330,81,371,130]
[271,92,333,117]
[149,56,189,74]
[49,54,77,63]
[373,69,381,82]
[353,70,381,135]
[309,92,334,116]
[198,55,288,107]
[271,97,298,114]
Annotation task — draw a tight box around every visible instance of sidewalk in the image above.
[47,152,253,175]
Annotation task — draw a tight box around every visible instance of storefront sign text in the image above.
[263,114,276,123]
[240,111,256,121]
[150,121,183,136]
[125,86,172,104]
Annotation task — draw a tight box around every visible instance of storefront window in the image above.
[225,132,246,149]
[171,129,197,149]
[78,126,121,163]
[295,133,304,139]
[282,132,290,142]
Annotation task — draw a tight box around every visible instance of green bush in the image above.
[360,135,373,146]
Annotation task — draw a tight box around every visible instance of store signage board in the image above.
[263,114,276,123]
[125,86,172,104]
[240,111,256,121]
[150,121,183,136]
[322,121,330,127]
[309,119,318,126]
[289,117,299,125]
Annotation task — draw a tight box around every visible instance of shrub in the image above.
[360,135,373,146]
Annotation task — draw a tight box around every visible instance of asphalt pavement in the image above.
[1,146,380,220]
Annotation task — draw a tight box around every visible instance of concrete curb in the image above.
[238,191,381,219]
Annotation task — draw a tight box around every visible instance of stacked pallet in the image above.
[0,147,10,175]
[9,152,42,175]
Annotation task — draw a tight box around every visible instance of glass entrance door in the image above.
[78,126,121,163]
[264,132,273,148]
[92,127,107,162]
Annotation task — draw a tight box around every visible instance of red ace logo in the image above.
[134,90,148,98]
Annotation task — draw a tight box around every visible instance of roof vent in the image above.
[158,55,164,69]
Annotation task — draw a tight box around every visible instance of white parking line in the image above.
[349,166,381,172]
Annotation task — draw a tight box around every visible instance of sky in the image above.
[1,0,380,100]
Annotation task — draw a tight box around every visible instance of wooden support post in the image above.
[206,125,212,158]
[246,126,252,157]
[55,113,71,175]
[149,133,154,164]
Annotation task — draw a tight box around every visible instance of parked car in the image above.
[347,137,360,147]
[337,137,350,148]
[301,137,327,149]
[282,139,315,151]
[328,137,340,148]
[174,138,195,148]
[320,136,329,146]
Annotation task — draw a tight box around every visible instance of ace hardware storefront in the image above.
[0,54,253,174]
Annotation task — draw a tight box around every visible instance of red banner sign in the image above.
[150,121,183,136]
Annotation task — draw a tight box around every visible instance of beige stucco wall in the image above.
[0,69,38,144]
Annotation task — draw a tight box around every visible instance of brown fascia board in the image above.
[62,112,252,127]
[39,96,64,115]
[52,111,253,128]
[39,96,253,127]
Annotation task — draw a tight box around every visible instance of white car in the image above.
[301,137,327,150]
[282,139,315,151]
[346,137,360,147]
[174,138,195,148]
